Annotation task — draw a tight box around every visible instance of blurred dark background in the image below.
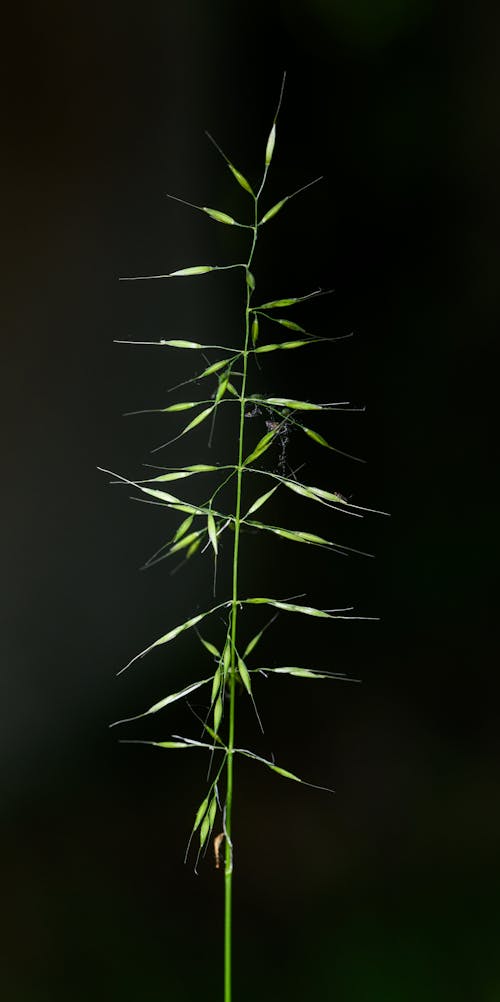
[2,1,498,999]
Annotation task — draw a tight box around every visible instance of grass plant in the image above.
[102,75,385,1001]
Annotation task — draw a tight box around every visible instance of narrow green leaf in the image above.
[243,429,276,466]
[259,198,287,225]
[265,123,276,166]
[169,266,214,277]
[203,207,237,225]
[238,657,252,696]
[207,512,218,555]
[251,317,259,347]
[244,485,279,518]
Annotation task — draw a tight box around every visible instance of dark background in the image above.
[2,2,498,999]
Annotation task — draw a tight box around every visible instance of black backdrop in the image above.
[2,2,498,1000]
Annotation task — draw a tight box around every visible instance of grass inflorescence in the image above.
[102,74,386,1002]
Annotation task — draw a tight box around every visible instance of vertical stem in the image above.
[224,195,259,1002]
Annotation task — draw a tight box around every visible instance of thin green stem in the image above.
[224,191,259,1002]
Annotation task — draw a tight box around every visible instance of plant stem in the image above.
[224,194,259,1002]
